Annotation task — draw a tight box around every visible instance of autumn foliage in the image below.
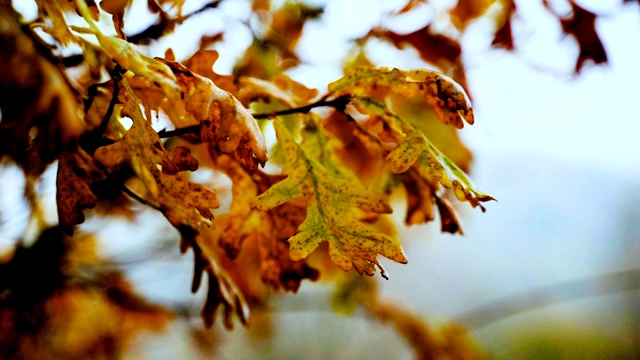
[0,0,613,358]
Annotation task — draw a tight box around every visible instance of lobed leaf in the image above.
[92,78,251,328]
[251,118,407,279]
[353,97,494,211]
[212,156,319,292]
[56,148,105,235]
[329,67,473,128]
[357,97,492,207]
[93,77,219,229]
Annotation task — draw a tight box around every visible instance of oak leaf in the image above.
[93,77,218,232]
[56,148,105,235]
[93,78,249,328]
[329,67,474,128]
[72,1,181,99]
[369,27,468,91]
[126,57,267,169]
[251,118,407,279]
[352,97,493,211]
[212,155,319,292]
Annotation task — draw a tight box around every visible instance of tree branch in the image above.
[120,184,162,211]
[157,95,351,139]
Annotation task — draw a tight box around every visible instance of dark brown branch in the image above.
[252,95,350,119]
[157,95,351,139]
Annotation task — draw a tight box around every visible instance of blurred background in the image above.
[2,0,639,358]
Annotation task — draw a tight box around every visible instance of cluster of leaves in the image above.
[0,0,617,358]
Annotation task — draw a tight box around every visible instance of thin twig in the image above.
[157,95,351,139]
[120,184,162,211]
[97,67,123,137]
[252,95,350,119]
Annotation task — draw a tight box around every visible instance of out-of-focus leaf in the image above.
[450,0,496,30]
[235,2,322,79]
[395,0,428,14]
[233,38,297,79]
[491,0,516,50]
[251,118,407,279]
[185,49,237,94]
[369,26,468,91]
[35,0,78,46]
[184,235,250,329]
[0,228,171,359]
[237,75,318,109]
[0,8,85,175]
[99,0,132,38]
[545,0,608,73]
[329,67,473,128]
[56,148,105,235]
[212,155,262,259]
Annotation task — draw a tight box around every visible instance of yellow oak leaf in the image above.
[93,77,218,231]
[159,59,268,168]
[251,118,407,279]
[328,67,473,128]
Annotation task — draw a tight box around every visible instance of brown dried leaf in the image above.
[450,0,496,30]
[258,202,319,292]
[56,148,105,235]
[558,1,608,73]
[491,0,516,50]
[212,156,318,292]
[182,234,249,329]
[185,50,238,94]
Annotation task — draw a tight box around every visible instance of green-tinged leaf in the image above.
[328,67,473,128]
[250,118,406,279]
[353,97,494,210]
